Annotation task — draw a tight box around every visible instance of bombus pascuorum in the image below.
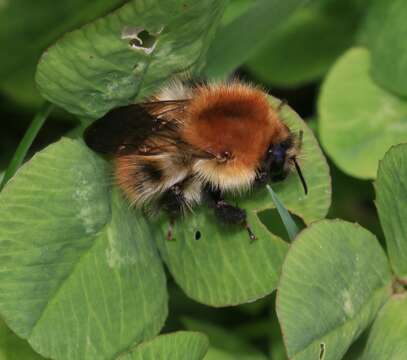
[84,80,307,241]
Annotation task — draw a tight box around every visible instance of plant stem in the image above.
[266,184,300,241]
[0,102,54,191]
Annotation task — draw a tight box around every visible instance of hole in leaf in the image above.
[258,209,305,243]
[128,36,156,54]
[122,26,163,54]
[194,230,201,240]
[319,343,326,360]
[129,38,142,47]
[137,30,157,49]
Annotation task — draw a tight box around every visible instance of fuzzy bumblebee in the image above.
[84,80,307,240]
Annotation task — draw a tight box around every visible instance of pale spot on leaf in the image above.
[72,170,104,235]
[342,290,354,317]
[105,227,139,268]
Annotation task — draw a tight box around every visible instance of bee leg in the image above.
[246,225,257,242]
[216,201,257,242]
[253,170,269,187]
[205,188,257,242]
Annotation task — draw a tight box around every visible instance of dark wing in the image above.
[84,99,212,159]
[84,104,155,155]
[84,100,191,155]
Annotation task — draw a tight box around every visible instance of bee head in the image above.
[260,131,308,194]
[267,138,293,182]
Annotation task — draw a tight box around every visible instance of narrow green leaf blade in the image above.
[318,47,407,179]
[36,0,226,119]
[266,185,299,241]
[0,102,54,191]
[119,332,209,360]
[375,143,407,279]
[155,97,331,307]
[0,139,167,360]
[277,220,392,359]
[360,295,407,360]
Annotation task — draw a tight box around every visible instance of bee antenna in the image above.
[293,157,308,195]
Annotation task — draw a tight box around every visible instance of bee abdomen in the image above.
[115,155,163,205]
[114,152,196,210]
[139,161,164,182]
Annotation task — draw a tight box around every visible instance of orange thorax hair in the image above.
[182,83,289,190]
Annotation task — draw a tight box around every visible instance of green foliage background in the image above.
[0,0,407,359]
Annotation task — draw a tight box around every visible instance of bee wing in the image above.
[84,101,188,155]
